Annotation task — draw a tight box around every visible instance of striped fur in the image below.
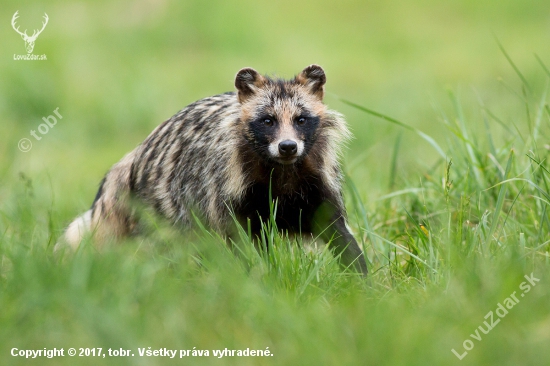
[58,65,368,275]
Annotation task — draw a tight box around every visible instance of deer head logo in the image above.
[11,11,49,54]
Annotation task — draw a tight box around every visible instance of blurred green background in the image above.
[2,1,550,365]
[3,0,550,207]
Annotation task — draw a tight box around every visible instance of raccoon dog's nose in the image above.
[278,140,298,157]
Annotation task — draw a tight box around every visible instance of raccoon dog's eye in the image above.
[263,118,273,126]
[297,117,307,125]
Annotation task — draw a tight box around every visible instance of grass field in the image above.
[2,0,550,365]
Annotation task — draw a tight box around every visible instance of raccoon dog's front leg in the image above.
[312,201,368,275]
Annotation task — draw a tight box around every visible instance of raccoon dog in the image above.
[61,65,368,275]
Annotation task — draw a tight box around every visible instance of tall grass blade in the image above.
[495,36,531,91]
[389,133,402,189]
[339,98,446,158]
[362,229,438,273]
[535,53,550,78]
[486,150,514,247]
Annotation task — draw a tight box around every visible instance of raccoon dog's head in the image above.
[235,65,328,165]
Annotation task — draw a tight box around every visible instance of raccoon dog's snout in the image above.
[278,140,298,157]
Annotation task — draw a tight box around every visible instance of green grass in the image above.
[2,0,550,365]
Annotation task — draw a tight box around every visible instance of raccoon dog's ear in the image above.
[296,64,326,100]
[235,68,266,103]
